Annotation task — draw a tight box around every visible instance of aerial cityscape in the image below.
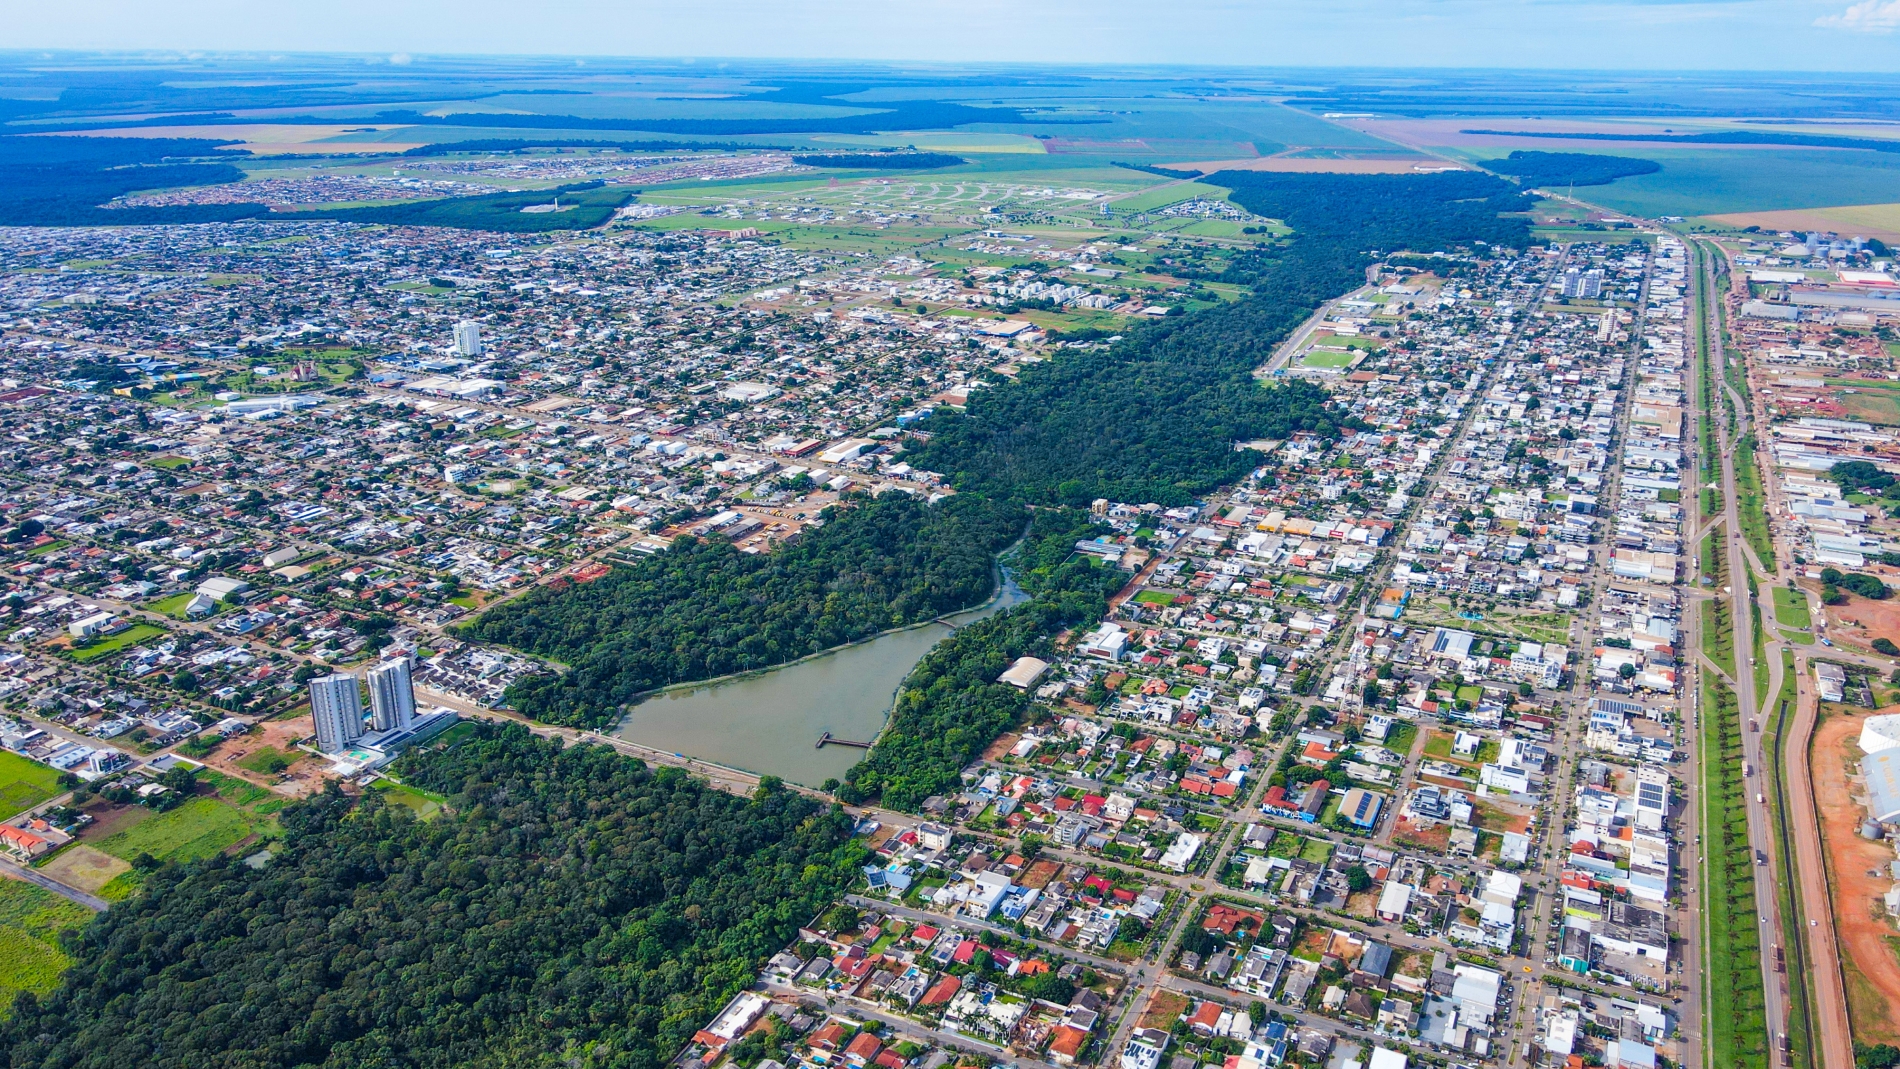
[0,20,1895,1069]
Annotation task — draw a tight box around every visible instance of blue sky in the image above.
[4,0,1898,70]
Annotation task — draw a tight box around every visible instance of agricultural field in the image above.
[0,878,91,1012]
[0,751,61,820]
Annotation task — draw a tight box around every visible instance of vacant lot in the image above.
[37,844,129,894]
[1814,709,1900,1043]
[92,796,264,866]
[0,750,60,820]
[0,878,91,1009]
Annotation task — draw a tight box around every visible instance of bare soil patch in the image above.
[201,715,326,797]
[1813,708,1900,1042]
[38,844,129,893]
[1823,590,1900,658]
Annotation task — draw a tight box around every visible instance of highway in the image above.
[1684,233,1822,1069]
[1688,237,1855,1069]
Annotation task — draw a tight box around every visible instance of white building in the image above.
[453,320,483,358]
[366,657,416,732]
[310,673,365,753]
[1860,713,1900,755]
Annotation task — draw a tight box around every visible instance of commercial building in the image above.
[310,673,365,753]
[366,657,416,732]
[1865,749,1900,825]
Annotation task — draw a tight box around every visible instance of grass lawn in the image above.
[1298,837,1334,864]
[66,623,165,663]
[0,751,61,820]
[93,796,266,866]
[0,878,91,1013]
[1772,586,1813,630]
[147,591,225,620]
[235,746,297,776]
[1133,590,1174,606]
[373,781,447,820]
[1454,685,1484,704]
[199,768,273,807]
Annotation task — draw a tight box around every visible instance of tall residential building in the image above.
[453,320,483,358]
[366,657,416,732]
[310,673,365,754]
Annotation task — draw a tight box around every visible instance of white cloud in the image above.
[1816,0,1900,31]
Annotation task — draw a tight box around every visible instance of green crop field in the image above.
[92,796,266,866]
[0,879,91,1014]
[0,751,60,820]
[1497,147,1900,218]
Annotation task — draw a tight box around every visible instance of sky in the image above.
[3,0,1899,71]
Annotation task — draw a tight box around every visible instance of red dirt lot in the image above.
[1822,587,1900,657]
[1812,708,1900,1042]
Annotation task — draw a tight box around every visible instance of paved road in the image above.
[762,980,1063,1069]
[1690,237,1854,1069]
[1688,235,1796,1068]
[0,856,109,911]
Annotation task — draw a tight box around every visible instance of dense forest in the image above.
[0,723,865,1069]
[306,180,634,232]
[836,507,1128,809]
[0,135,269,227]
[1484,150,1661,187]
[903,171,1531,505]
[468,493,1026,729]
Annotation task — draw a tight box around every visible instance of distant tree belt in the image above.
[903,171,1530,507]
[266,103,1101,137]
[837,506,1128,809]
[303,180,634,232]
[790,152,967,170]
[464,493,1027,730]
[1483,150,1660,187]
[0,722,866,1069]
[1111,161,1202,179]
[0,135,268,227]
[1462,128,1900,155]
[400,138,804,156]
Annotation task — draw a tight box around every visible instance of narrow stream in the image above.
[614,569,1028,786]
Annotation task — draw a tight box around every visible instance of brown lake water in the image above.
[614,571,1027,786]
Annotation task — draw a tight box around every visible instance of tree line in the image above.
[903,170,1531,506]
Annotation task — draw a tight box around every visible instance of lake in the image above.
[614,570,1028,786]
